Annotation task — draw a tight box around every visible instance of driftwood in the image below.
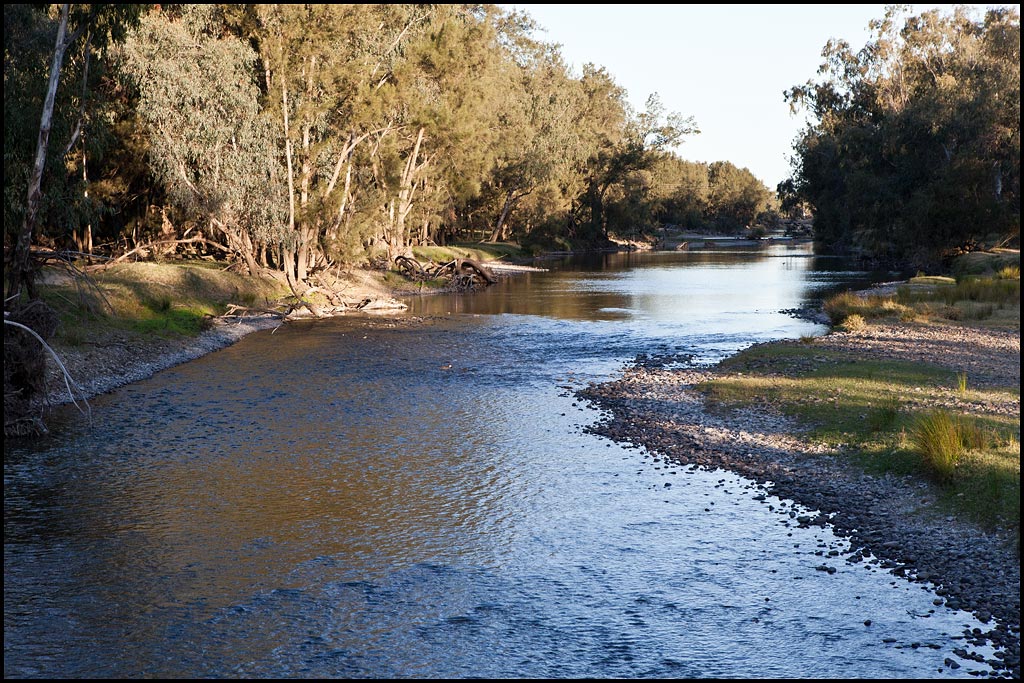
[394,255,495,286]
[86,237,234,271]
[395,254,428,279]
[440,257,496,284]
[222,303,288,319]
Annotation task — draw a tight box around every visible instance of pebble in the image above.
[577,322,1021,679]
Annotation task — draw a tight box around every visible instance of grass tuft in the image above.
[909,411,966,484]
[838,313,867,332]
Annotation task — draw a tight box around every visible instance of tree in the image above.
[118,5,283,275]
[574,78,698,242]
[785,5,1020,267]
[5,3,143,302]
[707,161,773,232]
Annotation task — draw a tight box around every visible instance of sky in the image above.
[507,4,1014,191]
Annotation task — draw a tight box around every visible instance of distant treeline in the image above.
[784,5,1020,269]
[4,3,778,292]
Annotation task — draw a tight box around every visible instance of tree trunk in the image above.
[487,188,519,242]
[280,72,297,281]
[7,4,70,303]
[387,126,426,260]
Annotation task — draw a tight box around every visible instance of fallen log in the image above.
[432,258,495,284]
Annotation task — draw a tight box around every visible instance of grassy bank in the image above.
[38,242,531,347]
[698,251,1020,532]
[39,260,293,347]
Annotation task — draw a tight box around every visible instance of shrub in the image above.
[822,292,863,324]
[997,265,1019,280]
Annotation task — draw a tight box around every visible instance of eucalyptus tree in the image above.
[118,5,283,276]
[5,3,143,302]
[248,3,468,276]
[646,155,710,229]
[573,78,697,241]
[786,5,1019,266]
[706,161,773,232]
[370,4,510,256]
[476,16,586,243]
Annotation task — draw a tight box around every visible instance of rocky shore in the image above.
[40,262,548,409]
[578,321,1020,679]
[40,315,285,409]
[32,271,1020,678]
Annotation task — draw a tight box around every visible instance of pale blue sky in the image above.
[508,4,1015,191]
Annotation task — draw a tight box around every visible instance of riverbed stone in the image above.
[576,319,1020,679]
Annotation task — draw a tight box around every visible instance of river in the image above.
[4,244,994,678]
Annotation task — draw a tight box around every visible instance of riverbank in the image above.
[23,253,1020,677]
[578,319,1020,679]
[34,257,546,409]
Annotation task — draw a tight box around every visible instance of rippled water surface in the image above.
[5,246,993,678]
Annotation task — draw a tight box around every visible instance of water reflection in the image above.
[5,245,988,678]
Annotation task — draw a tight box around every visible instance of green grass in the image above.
[822,256,1019,329]
[822,291,912,324]
[38,260,290,344]
[956,371,968,396]
[703,344,1020,531]
[951,248,1020,278]
[412,241,527,265]
[909,411,968,483]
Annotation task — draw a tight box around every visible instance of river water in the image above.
[4,245,994,678]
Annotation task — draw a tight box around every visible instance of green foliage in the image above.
[4,4,145,250]
[909,412,963,483]
[786,6,1021,269]
[5,2,765,280]
[118,6,285,264]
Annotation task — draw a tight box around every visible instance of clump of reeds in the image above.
[956,371,968,396]
[838,313,867,332]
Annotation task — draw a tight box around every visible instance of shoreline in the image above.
[41,315,286,409]
[40,258,551,409]
[578,322,1020,679]
[32,267,1020,677]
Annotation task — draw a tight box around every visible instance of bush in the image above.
[997,265,1020,280]
[909,411,992,485]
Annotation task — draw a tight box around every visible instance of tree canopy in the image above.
[785,5,1020,269]
[4,3,777,296]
